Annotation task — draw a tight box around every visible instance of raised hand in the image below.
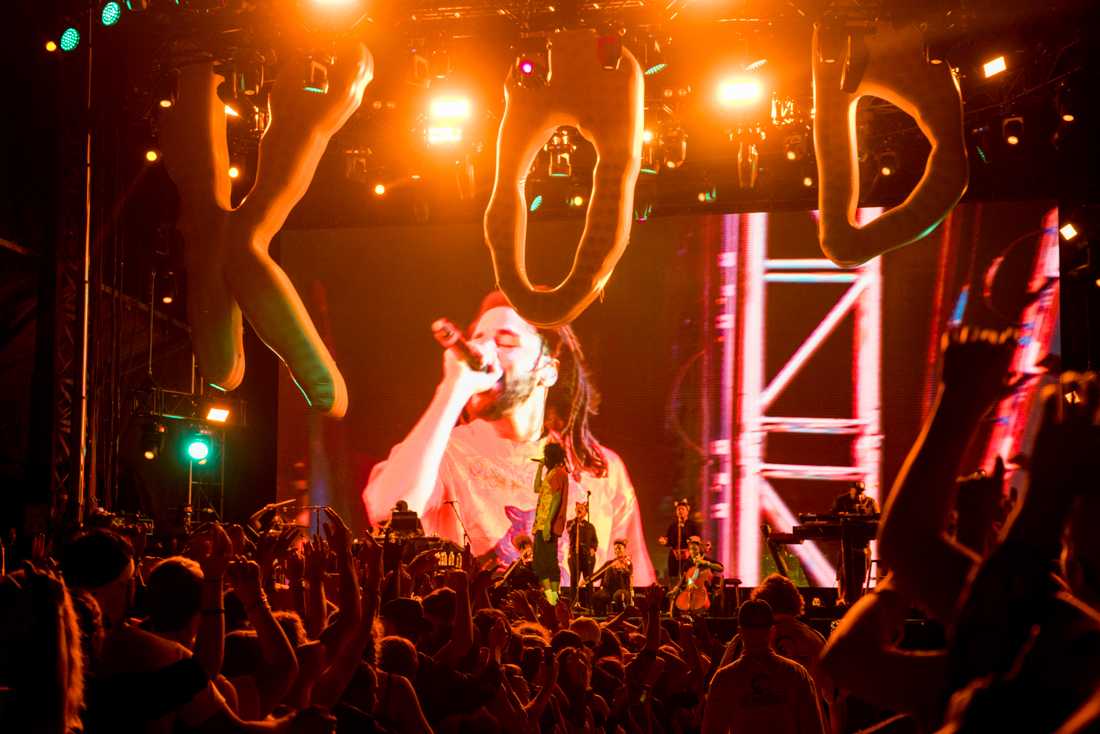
[229,557,264,609]
[321,507,351,558]
[304,536,328,582]
[187,523,233,579]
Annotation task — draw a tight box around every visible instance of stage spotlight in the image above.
[426,94,471,147]
[1057,85,1078,123]
[802,175,814,188]
[1060,223,1079,241]
[46,40,58,52]
[224,104,239,118]
[206,406,230,423]
[529,194,544,213]
[160,270,177,304]
[429,95,471,121]
[373,182,386,196]
[60,27,81,53]
[145,149,160,163]
[101,2,122,26]
[185,433,212,462]
[1002,116,1024,146]
[983,55,1007,78]
[878,151,898,177]
[660,126,687,170]
[228,165,240,179]
[140,421,166,461]
[783,135,805,162]
[567,187,586,208]
[156,70,178,109]
[717,76,764,109]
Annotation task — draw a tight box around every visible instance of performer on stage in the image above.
[587,538,634,615]
[670,537,724,614]
[566,501,598,602]
[362,292,656,585]
[830,480,879,605]
[658,499,700,583]
[532,442,569,603]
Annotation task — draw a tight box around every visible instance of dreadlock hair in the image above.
[473,292,608,477]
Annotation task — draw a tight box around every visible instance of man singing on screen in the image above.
[362,292,656,584]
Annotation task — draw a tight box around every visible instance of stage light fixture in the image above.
[545,128,575,178]
[529,194,543,213]
[878,151,898,177]
[156,70,178,109]
[373,183,386,196]
[46,40,58,52]
[60,27,81,53]
[140,421,166,461]
[302,57,330,94]
[1002,116,1024,146]
[224,104,239,118]
[228,165,240,179]
[145,149,160,163]
[1060,223,1079,241]
[426,93,471,147]
[783,135,805,162]
[206,406,230,423]
[160,270,177,304]
[802,176,814,188]
[717,76,764,109]
[186,433,212,462]
[429,95,471,121]
[101,2,122,26]
[983,55,1007,78]
[660,126,687,170]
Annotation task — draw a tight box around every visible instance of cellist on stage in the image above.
[671,537,724,614]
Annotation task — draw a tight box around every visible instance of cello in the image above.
[674,539,719,612]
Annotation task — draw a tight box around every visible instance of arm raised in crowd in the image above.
[317,508,361,666]
[310,532,380,710]
[877,326,1016,624]
[230,559,300,718]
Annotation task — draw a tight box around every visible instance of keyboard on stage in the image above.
[768,513,880,544]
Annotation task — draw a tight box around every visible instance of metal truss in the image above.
[705,210,883,586]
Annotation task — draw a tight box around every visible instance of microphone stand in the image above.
[571,489,591,611]
[446,501,472,554]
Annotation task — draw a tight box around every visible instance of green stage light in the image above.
[101,2,122,26]
[186,435,211,461]
[60,27,81,52]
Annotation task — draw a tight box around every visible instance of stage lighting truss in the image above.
[545,127,576,178]
[133,386,247,428]
[706,209,884,586]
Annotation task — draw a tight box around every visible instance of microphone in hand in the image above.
[431,318,494,373]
